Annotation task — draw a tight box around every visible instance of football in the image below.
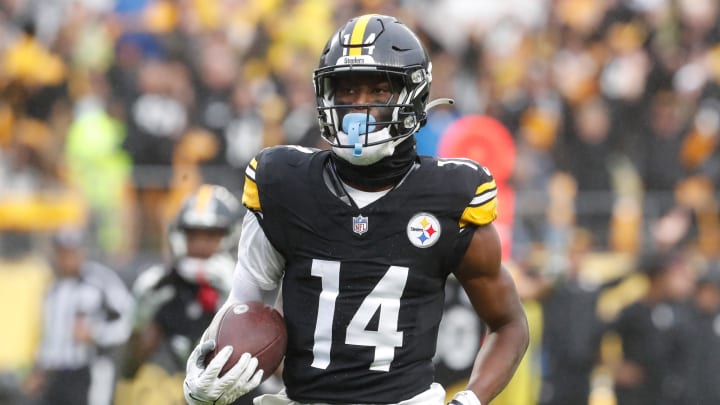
[206,301,287,379]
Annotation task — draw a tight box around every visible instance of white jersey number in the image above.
[310,259,409,372]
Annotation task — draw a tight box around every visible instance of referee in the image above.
[24,228,134,405]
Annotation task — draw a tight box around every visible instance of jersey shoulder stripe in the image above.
[428,156,499,228]
[459,177,497,226]
[458,166,498,228]
[242,156,260,211]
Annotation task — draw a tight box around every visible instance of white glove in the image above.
[448,390,482,405]
[177,254,236,293]
[183,339,264,405]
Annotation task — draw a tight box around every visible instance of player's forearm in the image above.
[465,316,529,404]
[201,269,265,343]
[228,267,265,304]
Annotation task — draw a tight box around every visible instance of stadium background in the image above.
[1,0,719,404]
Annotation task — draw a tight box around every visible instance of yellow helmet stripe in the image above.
[349,14,374,56]
[193,184,214,214]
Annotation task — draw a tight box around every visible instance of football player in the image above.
[183,14,529,405]
[117,184,243,404]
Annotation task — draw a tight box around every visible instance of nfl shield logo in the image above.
[353,215,368,235]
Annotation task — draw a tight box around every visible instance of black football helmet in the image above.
[168,184,243,258]
[313,14,437,150]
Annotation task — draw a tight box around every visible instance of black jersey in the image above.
[142,267,221,373]
[241,146,498,404]
[154,270,218,346]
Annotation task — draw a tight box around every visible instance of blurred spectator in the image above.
[0,117,89,237]
[64,75,135,262]
[223,79,267,173]
[116,184,243,405]
[607,249,697,405]
[1,20,67,121]
[680,98,720,180]
[510,89,561,253]
[105,31,163,110]
[0,122,53,194]
[23,227,134,405]
[555,96,615,248]
[537,230,623,405]
[281,77,321,148]
[122,59,193,171]
[192,33,237,162]
[632,89,691,218]
[686,261,720,404]
[120,59,198,248]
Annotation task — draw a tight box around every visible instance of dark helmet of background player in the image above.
[168,184,243,259]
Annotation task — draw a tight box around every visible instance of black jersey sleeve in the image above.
[432,157,499,272]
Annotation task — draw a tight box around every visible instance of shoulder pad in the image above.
[435,157,498,227]
[242,146,318,212]
[131,265,168,298]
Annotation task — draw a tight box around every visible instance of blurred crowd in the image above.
[2,0,720,404]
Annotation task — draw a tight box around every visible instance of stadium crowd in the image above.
[1,0,720,404]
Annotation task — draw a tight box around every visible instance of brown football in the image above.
[206,301,287,379]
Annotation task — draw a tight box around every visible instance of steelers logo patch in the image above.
[407,212,441,248]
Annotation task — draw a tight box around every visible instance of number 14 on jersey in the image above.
[310,259,409,372]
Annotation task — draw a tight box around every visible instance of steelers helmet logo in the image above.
[407,212,441,248]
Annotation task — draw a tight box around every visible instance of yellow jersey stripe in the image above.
[242,177,261,212]
[243,157,261,211]
[470,189,497,206]
[246,158,257,182]
[459,197,498,227]
[475,180,497,197]
[349,14,373,56]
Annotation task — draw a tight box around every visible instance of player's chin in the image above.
[332,131,395,165]
[332,146,390,166]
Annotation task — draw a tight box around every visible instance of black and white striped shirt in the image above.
[36,261,134,370]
